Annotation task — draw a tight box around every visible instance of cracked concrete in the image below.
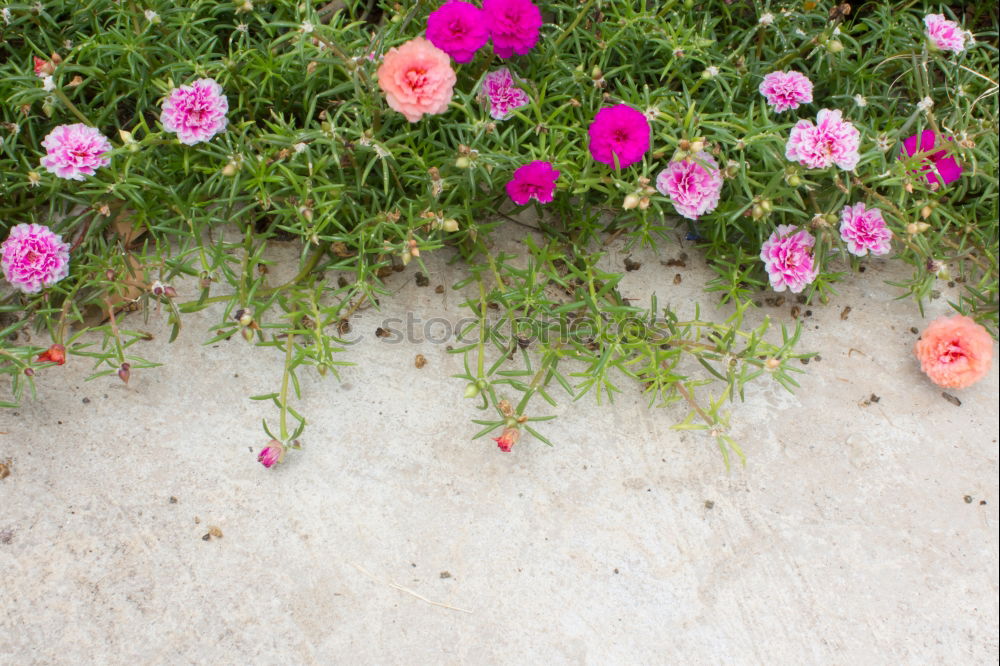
[1,231,997,664]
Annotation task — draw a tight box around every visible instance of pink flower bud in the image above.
[257,440,285,468]
[118,362,131,384]
[493,427,520,453]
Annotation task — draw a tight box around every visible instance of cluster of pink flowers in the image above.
[914,315,993,389]
[759,71,813,113]
[160,78,229,145]
[1,223,71,294]
[425,0,541,62]
[587,104,650,170]
[785,109,860,171]
[759,225,818,294]
[924,14,969,54]
[40,123,112,181]
[839,203,892,257]
[506,160,560,205]
[377,37,457,123]
[478,68,529,119]
[901,130,962,187]
[655,152,723,220]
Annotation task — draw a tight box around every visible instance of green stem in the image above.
[553,0,599,48]
[279,332,294,440]
[52,87,94,126]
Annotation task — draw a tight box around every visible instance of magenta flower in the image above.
[924,14,968,54]
[760,225,818,294]
[483,0,542,59]
[655,152,724,220]
[39,124,112,181]
[426,1,489,63]
[506,160,560,205]
[588,104,650,169]
[257,440,285,468]
[901,130,962,187]
[839,203,892,257]
[479,68,529,119]
[160,78,229,145]
[785,108,860,170]
[1,223,71,294]
[759,70,813,113]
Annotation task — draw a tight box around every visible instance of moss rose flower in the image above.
[759,70,813,113]
[479,68,529,119]
[760,224,818,294]
[160,78,229,145]
[924,14,968,54]
[506,160,560,205]
[588,104,650,169]
[785,109,860,170]
[483,0,542,58]
[40,123,112,181]
[839,203,892,256]
[655,152,724,220]
[377,37,457,123]
[901,130,962,187]
[426,1,489,63]
[914,315,993,389]
[1,223,71,293]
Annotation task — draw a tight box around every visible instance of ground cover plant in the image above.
[1,0,997,465]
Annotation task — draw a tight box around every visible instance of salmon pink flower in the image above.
[483,0,542,58]
[33,56,54,77]
[493,427,520,452]
[655,152,723,220]
[160,78,229,145]
[1,223,71,293]
[760,225,818,293]
[901,130,962,187]
[785,109,860,170]
[915,315,993,389]
[40,123,112,181]
[839,203,892,256]
[924,14,968,54]
[257,440,285,468]
[426,1,489,63]
[759,70,813,113]
[506,160,560,205]
[37,344,66,365]
[479,68,529,119]
[588,104,650,169]
[377,37,457,123]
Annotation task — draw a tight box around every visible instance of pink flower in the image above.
[785,108,860,170]
[1,223,71,293]
[506,160,560,205]
[588,104,650,169]
[257,440,285,468]
[758,70,813,113]
[760,224,818,294]
[39,123,112,180]
[160,78,229,145]
[483,0,542,59]
[901,130,962,187]
[479,68,529,119]
[493,427,520,452]
[655,152,724,220]
[839,203,892,256]
[426,1,489,63]
[914,315,993,389]
[377,37,457,123]
[924,14,967,54]
[33,56,54,77]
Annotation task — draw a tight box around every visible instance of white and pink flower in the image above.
[40,123,112,181]
[1,223,71,293]
[839,203,892,256]
[760,224,818,293]
[759,70,813,113]
[479,68,529,120]
[785,108,860,170]
[655,152,724,220]
[160,78,229,145]
[924,14,967,54]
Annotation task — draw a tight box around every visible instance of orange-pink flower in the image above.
[377,37,456,123]
[914,315,993,389]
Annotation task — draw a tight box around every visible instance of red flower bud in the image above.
[37,344,67,365]
[492,427,520,453]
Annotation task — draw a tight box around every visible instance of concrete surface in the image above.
[1,229,998,665]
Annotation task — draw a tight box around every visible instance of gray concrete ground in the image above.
[1,230,998,665]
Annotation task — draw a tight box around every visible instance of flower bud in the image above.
[760,199,773,213]
[906,222,930,234]
[638,196,650,210]
[463,383,480,399]
[37,344,67,365]
[118,362,131,384]
[257,440,284,468]
[492,427,520,453]
[24,367,35,377]
[221,162,239,177]
[441,218,459,232]
[765,357,781,371]
[920,205,932,219]
[591,65,602,79]
[689,139,705,153]
[826,39,844,53]
[455,156,471,169]
[751,204,765,220]
[622,193,641,210]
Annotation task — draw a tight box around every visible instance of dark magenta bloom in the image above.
[588,104,650,169]
[483,0,542,59]
[901,130,962,187]
[506,160,560,205]
[426,1,489,63]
